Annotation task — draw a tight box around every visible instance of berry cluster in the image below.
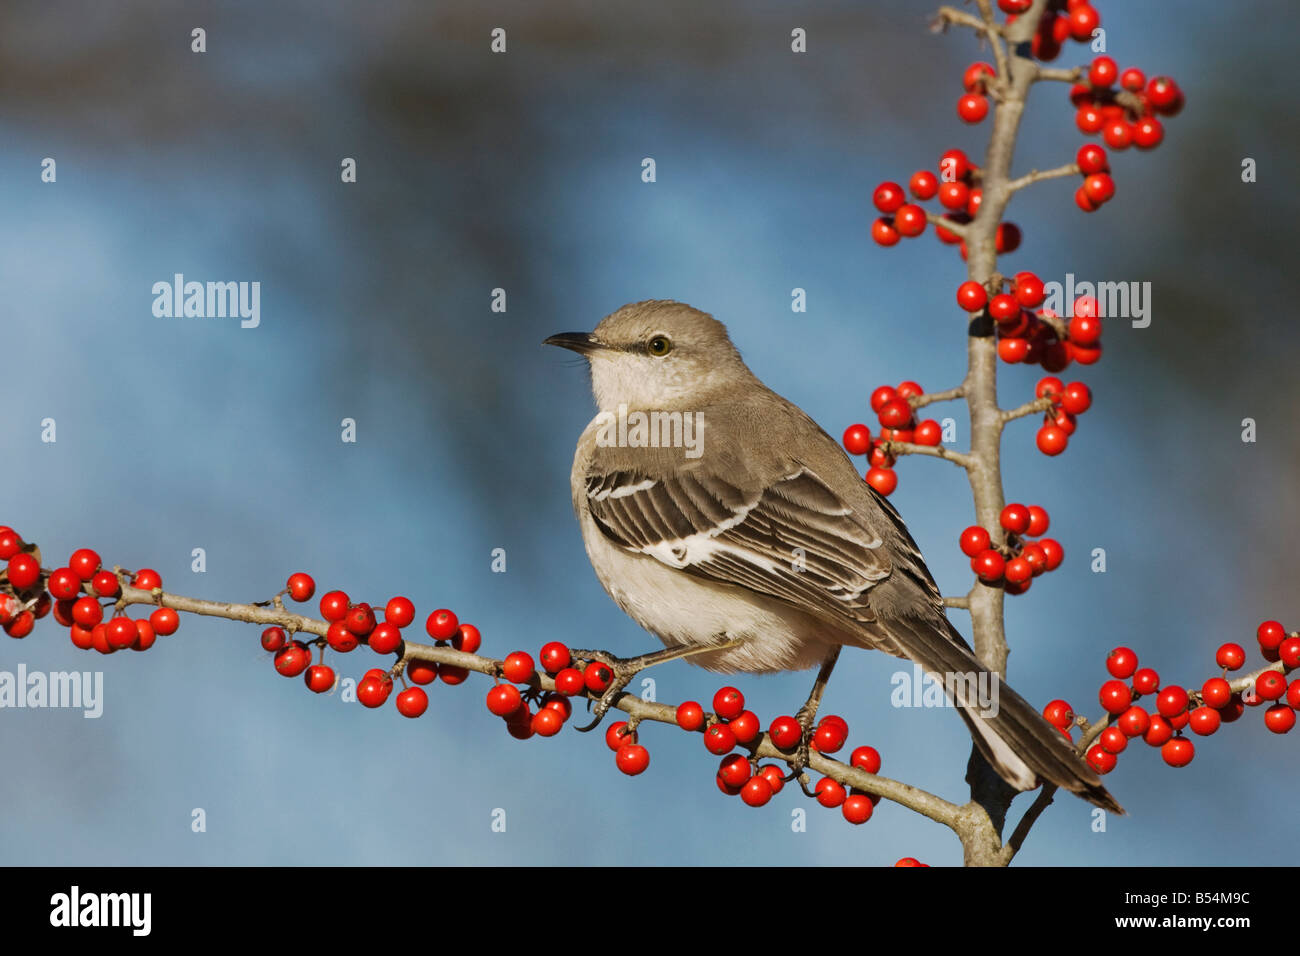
[1032,374,1093,457]
[0,526,174,651]
[1046,621,1298,776]
[959,503,1063,595]
[1002,0,1102,63]
[678,688,885,825]
[1070,58,1183,167]
[842,382,942,496]
[870,148,1021,262]
[957,275,1102,375]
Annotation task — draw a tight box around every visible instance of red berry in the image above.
[324,620,357,653]
[304,664,336,694]
[605,721,637,751]
[1085,745,1116,775]
[741,777,774,807]
[274,642,312,678]
[584,660,614,693]
[4,611,35,638]
[758,765,785,795]
[718,753,752,787]
[451,623,481,654]
[1146,76,1184,115]
[1131,668,1160,695]
[345,603,376,636]
[877,398,913,429]
[1068,4,1099,41]
[1256,670,1287,702]
[438,664,469,686]
[130,619,156,651]
[872,181,906,214]
[503,651,536,684]
[425,608,459,640]
[842,424,872,456]
[68,548,101,581]
[842,794,874,825]
[909,169,938,199]
[1088,55,1117,87]
[1279,637,1300,669]
[725,710,758,745]
[865,467,897,496]
[812,721,847,754]
[768,715,802,750]
[1132,117,1164,150]
[616,743,650,775]
[1099,680,1131,715]
[7,554,41,591]
[357,675,393,708]
[962,61,995,93]
[957,281,988,312]
[870,386,898,413]
[1289,681,1300,710]
[998,338,1029,363]
[815,777,846,808]
[71,596,103,628]
[1043,699,1073,729]
[957,92,989,123]
[1058,382,1091,416]
[261,626,287,652]
[369,622,403,655]
[1117,705,1149,738]
[486,684,523,717]
[1076,105,1104,134]
[543,693,572,720]
[1120,67,1146,92]
[149,606,180,636]
[1076,144,1109,175]
[1106,646,1139,680]
[1188,706,1220,736]
[554,667,585,696]
[1000,503,1031,535]
[704,723,737,755]
[47,568,80,601]
[939,148,972,182]
[1201,677,1232,709]
[850,746,882,774]
[1004,557,1032,586]
[1036,425,1068,456]
[1265,705,1296,734]
[384,596,415,628]
[1099,726,1128,755]
[894,204,926,237]
[531,707,563,736]
[676,700,706,731]
[286,572,315,602]
[989,294,1019,322]
[1161,737,1194,768]
[1257,620,1286,650]
[393,687,427,718]
[319,590,349,622]
[1143,714,1173,746]
[539,641,571,673]
[407,660,438,684]
[871,217,900,247]
[913,420,942,446]
[971,549,1005,583]
[1022,505,1049,538]
[1083,173,1115,204]
[938,181,969,211]
[959,526,991,558]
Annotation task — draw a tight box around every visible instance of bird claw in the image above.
[780,707,819,782]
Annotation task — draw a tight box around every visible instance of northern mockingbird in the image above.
[545,299,1121,813]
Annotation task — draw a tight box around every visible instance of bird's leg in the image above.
[783,645,842,783]
[570,638,744,733]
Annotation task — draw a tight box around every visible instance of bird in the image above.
[544,298,1122,813]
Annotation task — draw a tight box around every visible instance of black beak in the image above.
[543,332,606,355]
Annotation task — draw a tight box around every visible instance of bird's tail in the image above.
[887,614,1124,815]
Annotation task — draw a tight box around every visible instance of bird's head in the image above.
[544,300,754,410]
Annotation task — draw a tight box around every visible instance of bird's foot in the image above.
[569,639,744,733]
[781,706,820,783]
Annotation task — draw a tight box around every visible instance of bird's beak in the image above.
[543,332,607,355]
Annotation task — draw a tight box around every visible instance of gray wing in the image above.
[584,464,932,628]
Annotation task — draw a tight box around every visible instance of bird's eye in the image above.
[647,335,673,357]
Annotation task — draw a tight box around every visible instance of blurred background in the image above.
[1,0,1296,866]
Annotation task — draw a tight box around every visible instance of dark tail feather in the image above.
[887,615,1125,815]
